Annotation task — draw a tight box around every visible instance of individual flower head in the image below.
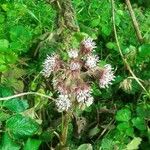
[85,54,99,69]
[55,94,71,112]
[42,54,60,78]
[68,49,78,59]
[80,37,96,54]
[99,64,115,88]
[70,60,81,71]
[75,85,94,107]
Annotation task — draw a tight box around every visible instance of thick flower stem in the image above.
[60,113,70,148]
[125,0,143,43]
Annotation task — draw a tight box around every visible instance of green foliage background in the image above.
[0,0,149,149]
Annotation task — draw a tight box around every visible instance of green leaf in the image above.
[0,133,21,150]
[6,114,40,138]
[23,138,41,150]
[126,137,142,150]
[3,98,29,112]
[0,14,5,23]
[77,144,93,150]
[100,138,114,150]
[91,18,100,27]
[132,117,147,131]
[0,110,10,121]
[0,86,13,97]
[106,42,115,50]
[138,44,150,58]
[116,108,131,122]
[0,39,9,52]
[88,125,100,137]
[0,65,8,72]
[117,122,134,137]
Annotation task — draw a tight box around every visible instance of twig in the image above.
[96,119,114,141]
[125,0,143,43]
[0,92,54,101]
[111,0,147,93]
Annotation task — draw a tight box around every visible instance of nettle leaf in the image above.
[138,44,150,58]
[0,65,8,72]
[136,104,150,118]
[100,138,114,150]
[0,39,9,52]
[6,114,40,138]
[23,138,41,150]
[116,108,131,122]
[126,137,142,150]
[3,98,29,113]
[0,110,10,121]
[117,122,134,137]
[0,133,21,150]
[0,86,28,112]
[10,25,32,42]
[77,144,93,150]
[132,117,147,131]
[0,86,13,97]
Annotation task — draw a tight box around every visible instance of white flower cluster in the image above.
[55,95,71,112]
[42,54,57,78]
[76,88,94,107]
[70,61,80,71]
[82,37,96,50]
[68,49,78,58]
[99,64,115,88]
[85,54,99,69]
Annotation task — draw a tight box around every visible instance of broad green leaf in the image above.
[0,14,5,23]
[10,25,31,41]
[106,42,115,49]
[0,133,21,150]
[0,86,13,97]
[0,111,10,121]
[0,39,9,52]
[3,98,29,112]
[136,104,150,119]
[138,44,150,58]
[91,18,100,27]
[6,114,40,138]
[0,65,8,72]
[23,138,41,150]
[132,117,146,131]
[116,108,131,122]
[77,144,93,150]
[126,137,142,150]
[117,122,134,137]
[100,138,114,150]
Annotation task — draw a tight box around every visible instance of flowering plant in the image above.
[42,37,115,112]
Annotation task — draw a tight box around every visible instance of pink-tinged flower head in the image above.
[99,64,115,88]
[55,94,71,112]
[85,54,99,69]
[68,49,78,59]
[53,78,69,94]
[81,37,96,54]
[70,61,80,71]
[42,54,60,78]
[75,85,94,107]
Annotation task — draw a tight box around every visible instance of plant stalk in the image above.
[125,0,143,43]
[61,113,70,148]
